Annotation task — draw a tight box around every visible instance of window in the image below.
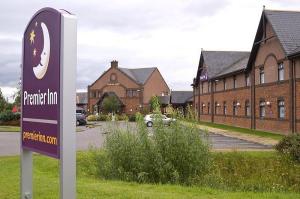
[245,100,250,117]
[127,90,138,97]
[223,101,227,115]
[90,91,96,98]
[224,79,227,90]
[278,99,285,119]
[208,82,211,93]
[233,101,238,116]
[259,67,265,84]
[208,103,210,114]
[132,90,138,97]
[215,102,218,114]
[233,76,237,89]
[201,103,204,114]
[245,74,250,87]
[259,101,266,118]
[278,63,284,81]
[201,83,203,94]
[127,90,133,97]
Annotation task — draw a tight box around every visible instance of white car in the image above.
[144,114,176,127]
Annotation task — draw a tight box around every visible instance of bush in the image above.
[0,111,20,122]
[276,134,300,162]
[128,114,136,122]
[95,117,211,185]
[99,114,110,121]
[87,115,98,121]
[116,114,128,121]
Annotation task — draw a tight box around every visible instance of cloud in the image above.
[1,0,300,101]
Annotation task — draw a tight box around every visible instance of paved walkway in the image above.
[0,122,275,156]
[193,123,279,146]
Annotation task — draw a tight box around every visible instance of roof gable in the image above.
[265,10,300,56]
[195,51,250,84]
[119,67,156,85]
[247,9,300,69]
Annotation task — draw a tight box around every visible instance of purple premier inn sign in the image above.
[22,8,61,159]
[21,7,76,199]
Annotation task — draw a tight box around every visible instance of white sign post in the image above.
[59,11,77,199]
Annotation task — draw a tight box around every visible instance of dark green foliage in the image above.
[0,111,20,122]
[0,88,7,112]
[128,114,136,122]
[115,114,128,121]
[5,103,13,111]
[149,96,161,113]
[98,114,110,121]
[101,95,121,113]
[276,134,300,162]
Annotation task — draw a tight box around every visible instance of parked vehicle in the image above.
[76,113,87,126]
[144,114,176,127]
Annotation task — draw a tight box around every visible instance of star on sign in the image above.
[33,48,37,57]
[29,30,35,44]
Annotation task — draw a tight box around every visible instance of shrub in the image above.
[128,114,136,122]
[99,114,110,121]
[116,114,128,121]
[276,134,300,162]
[0,111,20,122]
[87,115,98,121]
[96,116,211,185]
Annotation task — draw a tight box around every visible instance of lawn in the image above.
[196,120,284,140]
[0,152,299,199]
[0,125,20,132]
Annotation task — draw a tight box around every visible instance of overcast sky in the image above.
[1,0,300,101]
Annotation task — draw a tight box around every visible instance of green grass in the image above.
[1,152,299,199]
[196,121,284,140]
[0,125,20,132]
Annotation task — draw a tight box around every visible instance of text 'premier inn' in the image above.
[23,89,58,105]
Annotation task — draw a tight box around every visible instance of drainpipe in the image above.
[251,65,256,130]
[290,60,296,133]
[198,84,200,121]
[211,81,214,123]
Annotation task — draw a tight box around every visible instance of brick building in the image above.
[192,9,300,135]
[88,60,170,114]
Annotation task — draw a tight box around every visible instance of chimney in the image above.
[111,60,118,68]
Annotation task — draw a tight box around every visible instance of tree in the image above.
[149,96,161,113]
[13,88,21,107]
[0,88,7,112]
[101,95,121,113]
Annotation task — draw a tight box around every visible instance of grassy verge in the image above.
[195,120,284,140]
[0,125,20,132]
[0,152,299,199]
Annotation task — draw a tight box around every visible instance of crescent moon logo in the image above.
[33,22,50,79]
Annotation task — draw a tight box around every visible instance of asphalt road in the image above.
[0,122,273,157]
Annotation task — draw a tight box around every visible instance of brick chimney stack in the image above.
[111,60,118,68]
